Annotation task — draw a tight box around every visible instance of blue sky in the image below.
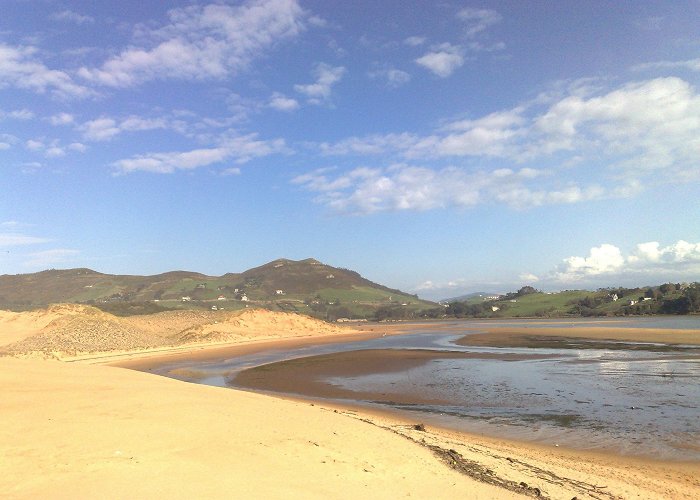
[1,0,699,300]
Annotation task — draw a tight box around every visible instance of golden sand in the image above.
[1,308,699,498]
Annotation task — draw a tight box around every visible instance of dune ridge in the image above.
[0,304,352,360]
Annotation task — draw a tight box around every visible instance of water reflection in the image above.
[151,318,700,461]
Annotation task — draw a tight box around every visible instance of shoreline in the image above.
[109,325,391,369]
[119,322,700,469]
[4,319,700,497]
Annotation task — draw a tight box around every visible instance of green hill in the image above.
[438,284,700,318]
[0,259,435,320]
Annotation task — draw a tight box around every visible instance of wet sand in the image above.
[455,325,700,349]
[113,327,390,370]
[233,348,560,405]
[227,341,700,498]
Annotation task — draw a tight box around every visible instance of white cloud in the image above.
[24,248,80,268]
[45,146,66,158]
[0,233,50,247]
[78,0,307,87]
[411,9,501,80]
[628,240,700,265]
[0,133,18,150]
[415,43,464,77]
[552,240,700,284]
[20,162,43,173]
[0,44,93,98]
[328,78,700,169]
[113,134,287,173]
[457,7,502,37]
[312,76,700,203]
[294,63,346,105]
[413,279,468,293]
[633,58,700,72]
[414,280,435,291]
[293,164,609,214]
[555,244,625,281]
[467,41,506,52]
[26,139,44,151]
[519,273,540,283]
[319,109,528,159]
[269,92,300,111]
[120,116,169,132]
[81,118,120,141]
[0,109,34,120]
[48,112,75,125]
[50,10,94,25]
[404,36,426,47]
[23,138,81,158]
[318,133,419,156]
[368,67,411,88]
[80,115,169,141]
[530,77,700,178]
[221,167,242,176]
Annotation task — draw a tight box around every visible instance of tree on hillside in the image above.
[660,284,700,314]
[517,286,539,296]
[659,283,679,294]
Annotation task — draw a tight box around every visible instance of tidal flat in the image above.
[148,317,700,462]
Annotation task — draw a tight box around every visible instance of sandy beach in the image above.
[2,308,699,498]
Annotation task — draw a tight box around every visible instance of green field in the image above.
[491,290,591,317]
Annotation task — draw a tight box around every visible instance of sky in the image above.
[1,0,699,300]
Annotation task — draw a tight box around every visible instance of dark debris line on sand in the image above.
[324,407,615,500]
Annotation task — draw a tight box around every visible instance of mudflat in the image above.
[233,348,559,404]
[455,325,700,349]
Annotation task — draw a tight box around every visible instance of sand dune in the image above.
[0,305,352,360]
[0,304,100,347]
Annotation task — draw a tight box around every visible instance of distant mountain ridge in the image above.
[0,258,434,319]
[439,292,503,303]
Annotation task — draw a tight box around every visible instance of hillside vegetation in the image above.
[435,283,700,319]
[3,260,697,322]
[0,258,434,320]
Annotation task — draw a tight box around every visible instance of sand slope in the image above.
[0,357,513,499]
[0,305,352,360]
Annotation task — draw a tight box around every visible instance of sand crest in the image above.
[0,305,354,360]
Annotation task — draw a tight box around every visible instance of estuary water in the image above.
[150,317,700,461]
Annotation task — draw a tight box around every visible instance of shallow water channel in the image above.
[150,318,700,462]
